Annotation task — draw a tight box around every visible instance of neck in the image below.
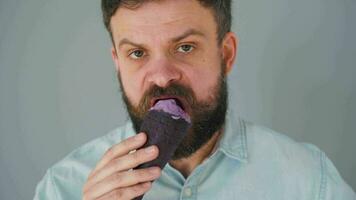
[169,128,222,179]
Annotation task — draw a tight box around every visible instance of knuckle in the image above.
[121,136,135,146]
[88,170,97,180]
[138,182,151,192]
[124,135,137,146]
[113,158,123,171]
[88,171,94,178]
[132,184,143,194]
[114,189,124,198]
[113,172,122,180]
[106,146,114,157]
[82,182,92,194]
[141,169,153,178]
[113,172,123,182]
[137,169,147,177]
[132,151,142,163]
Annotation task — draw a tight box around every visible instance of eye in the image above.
[177,44,194,53]
[129,49,145,59]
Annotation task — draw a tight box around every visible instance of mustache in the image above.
[137,83,196,115]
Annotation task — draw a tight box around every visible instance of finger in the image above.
[95,182,152,200]
[85,167,160,199]
[91,132,147,177]
[84,145,159,192]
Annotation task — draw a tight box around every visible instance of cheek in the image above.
[118,62,145,106]
[180,54,222,102]
[187,67,220,101]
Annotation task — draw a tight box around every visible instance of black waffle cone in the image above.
[133,109,190,200]
[135,110,190,169]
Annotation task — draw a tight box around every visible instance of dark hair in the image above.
[101,0,232,44]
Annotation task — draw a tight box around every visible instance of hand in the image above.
[82,132,161,200]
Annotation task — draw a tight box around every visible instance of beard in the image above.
[117,63,228,160]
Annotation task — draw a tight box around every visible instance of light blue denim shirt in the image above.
[34,110,356,199]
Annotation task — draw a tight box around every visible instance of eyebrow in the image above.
[117,28,206,49]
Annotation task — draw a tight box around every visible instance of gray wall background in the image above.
[0,0,355,199]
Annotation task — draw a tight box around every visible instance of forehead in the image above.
[110,0,217,43]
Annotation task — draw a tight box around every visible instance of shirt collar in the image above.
[215,109,249,163]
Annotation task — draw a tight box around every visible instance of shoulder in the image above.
[34,121,135,199]
[244,120,323,182]
[243,120,356,199]
[244,120,323,164]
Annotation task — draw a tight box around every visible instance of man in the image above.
[34,0,356,199]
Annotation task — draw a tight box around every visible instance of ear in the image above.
[111,46,120,72]
[221,32,239,75]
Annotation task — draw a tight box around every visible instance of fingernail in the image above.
[145,146,155,154]
[135,133,144,141]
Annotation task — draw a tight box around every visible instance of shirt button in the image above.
[184,187,192,197]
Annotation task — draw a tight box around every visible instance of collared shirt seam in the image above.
[218,117,248,162]
[239,118,248,160]
[48,168,60,200]
[318,150,327,200]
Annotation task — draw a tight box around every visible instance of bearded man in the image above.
[34,0,356,199]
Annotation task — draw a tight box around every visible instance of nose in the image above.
[146,58,182,88]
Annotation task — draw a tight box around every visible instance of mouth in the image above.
[150,96,186,112]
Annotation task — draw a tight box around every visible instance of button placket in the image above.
[180,185,196,200]
[184,187,192,197]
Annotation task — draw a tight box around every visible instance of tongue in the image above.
[150,99,190,122]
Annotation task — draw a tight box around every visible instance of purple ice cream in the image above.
[150,99,191,122]
[133,99,191,200]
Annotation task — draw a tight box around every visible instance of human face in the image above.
[118,62,228,159]
[110,0,237,159]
